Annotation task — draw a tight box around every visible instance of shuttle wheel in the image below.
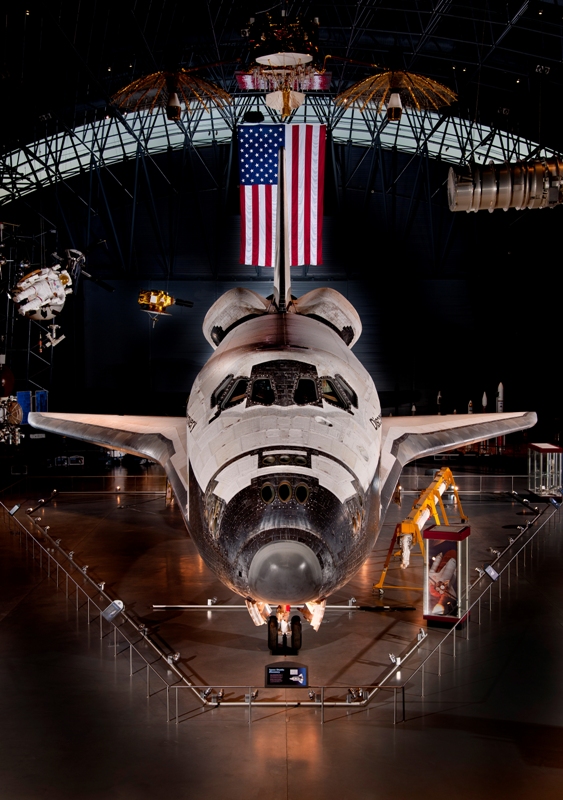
[291,615,302,652]
[268,615,278,653]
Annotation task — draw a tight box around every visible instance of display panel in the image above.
[265,665,308,687]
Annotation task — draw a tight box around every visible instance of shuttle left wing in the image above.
[28,412,188,517]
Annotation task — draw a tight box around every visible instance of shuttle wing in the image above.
[379,411,537,519]
[28,412,188,516]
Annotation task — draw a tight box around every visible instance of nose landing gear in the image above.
[268,614,302,655]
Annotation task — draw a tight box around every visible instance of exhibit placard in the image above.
[265,663,308,687]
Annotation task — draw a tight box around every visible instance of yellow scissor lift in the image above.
[374,466,468,594]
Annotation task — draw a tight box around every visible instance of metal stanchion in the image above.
[438,643,442,676]
[393,688,397,724]
[146,664,150,697]
[248,687,252,726]
[130,644,133,676]
[421,663,424,697]
[176,687,179,725]
[167,686,170,723]
[453,625,456,659]
[321,686,324,725]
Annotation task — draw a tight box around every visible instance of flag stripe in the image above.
[239,186,246,264]
[294,125,299,264]
[316,128,326,265]
[304,124,313,265]
[265,187,272,267]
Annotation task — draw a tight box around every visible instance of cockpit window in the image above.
[223,379,248,408]
[294,378,318,405]
[335,374,358,408]
[251,378,275,405]
[211,375,234,408]
[321,378,347,409]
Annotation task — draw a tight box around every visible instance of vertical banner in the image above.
[238,123,326,267]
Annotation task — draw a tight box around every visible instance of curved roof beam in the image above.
[0,95,559,206]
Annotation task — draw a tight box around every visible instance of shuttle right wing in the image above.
[379,411,537,519]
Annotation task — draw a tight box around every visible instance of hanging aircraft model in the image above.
[28,142,536,633]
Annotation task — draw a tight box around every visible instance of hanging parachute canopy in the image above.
[335,69,457,121]
[111,68,232,120]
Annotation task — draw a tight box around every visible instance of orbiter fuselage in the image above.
[186,310,381,606]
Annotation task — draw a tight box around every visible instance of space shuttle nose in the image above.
[248,541,323,604]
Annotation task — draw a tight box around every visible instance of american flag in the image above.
[238,123,326,267]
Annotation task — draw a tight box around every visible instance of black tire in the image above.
[291,615,302,652]
[268,615,278,652]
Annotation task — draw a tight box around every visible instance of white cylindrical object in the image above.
[448,158,563,213]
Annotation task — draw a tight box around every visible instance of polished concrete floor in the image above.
[2,473,563,799]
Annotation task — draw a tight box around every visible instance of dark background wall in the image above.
[5,144,563,442]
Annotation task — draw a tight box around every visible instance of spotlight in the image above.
[55,539,61,546]
[474,567,484,578]
[98,582,106,591]
[389,653,401,665]
[82,565,89,574]
[202,687,213,699]
[68,551,74,559]
[386,92,403,121]
[217,689,225,701]
[207,597,217,606]
[166,91,182,121]
[251,690,258,700]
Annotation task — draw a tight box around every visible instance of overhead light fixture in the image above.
[111,68,232,119]
[335,69,457,120]
[386,92,403,121]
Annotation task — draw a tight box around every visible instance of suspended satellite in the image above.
[138,290,194,326]
[111,67,231,120]
[335,68,457,121]
[238,11,330,119]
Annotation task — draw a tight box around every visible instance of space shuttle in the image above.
[29,142,536,630]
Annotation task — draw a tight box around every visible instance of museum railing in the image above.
[0,502,202,710]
